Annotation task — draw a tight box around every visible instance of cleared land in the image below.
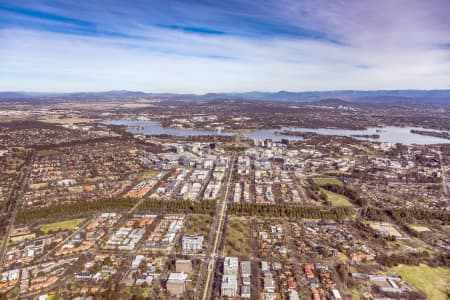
[321,188,353,207]
[391,264,450,300]
[39,218,85,234]
[313,177,344,187]
[223,216,251,257]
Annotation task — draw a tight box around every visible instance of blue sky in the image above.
[1,0,449,93]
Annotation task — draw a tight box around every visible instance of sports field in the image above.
[39,218,85,234]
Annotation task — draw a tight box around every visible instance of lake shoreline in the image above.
[103,119,450,145]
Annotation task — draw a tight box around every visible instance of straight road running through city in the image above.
[201,153,236,300]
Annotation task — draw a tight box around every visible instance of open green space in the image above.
[184,214,213,238]
[313,177,344,187]
[408,224,431,232]
[323,170,349,176]
[84,176,104,183]
[29,182,48,189]
[223,216,251,257]
[37,149,59,157]
[39,218,85,234]
[391,264,450,300]
[321,188,353,206]
[119,286,153,298]
[10,233,36,243]
[137,171,159,179]
[39,116,98,124]
[0,115,29,122]
[6,157,24,170]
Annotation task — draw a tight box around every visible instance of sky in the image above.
[1,0,450,93]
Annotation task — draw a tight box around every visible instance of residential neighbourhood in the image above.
[2,0,450,298]
[0,102,449,300]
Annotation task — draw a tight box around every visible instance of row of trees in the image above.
[138,199,217,214]
[358,202,450,225]
[32,136,121,150]
[17,198,449,226]
[359,206,386,221]
[387,208,450,224]
[16,198,138,223]
[377,250,449,268]
[228,203,353,219]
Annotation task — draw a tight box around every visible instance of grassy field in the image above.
[29,182,48,189]
[369,222,402,238]
[37,149,59,157]
[10,233,36,243]
[84,176,104,183]
[39,218,85,234]
[223,217,251,257]
[314,177,344,187]
[6,158,24,172]
[0,115,29,122]
[119,103,154,108]
[120,286,153,297]
[39,116,98,124]
[137,171,159,179]
[391,264,450,300]
[321,188,353,206]
[408,224,431,232]
[184,214,213,238]
[323,170,349,176]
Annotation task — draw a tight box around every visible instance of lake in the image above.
[104,119,450,145]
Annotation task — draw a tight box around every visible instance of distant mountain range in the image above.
[209,90,450,104]
[0,89,449,104]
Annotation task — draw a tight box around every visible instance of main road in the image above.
[438,150,448,195]
[0,152,35,265]
[201,154,235,300]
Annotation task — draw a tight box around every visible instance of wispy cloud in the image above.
[0,5,92,27]
[0,0,449,92]
[155,24,225,35]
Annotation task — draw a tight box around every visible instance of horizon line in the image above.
[2,88,450,95]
